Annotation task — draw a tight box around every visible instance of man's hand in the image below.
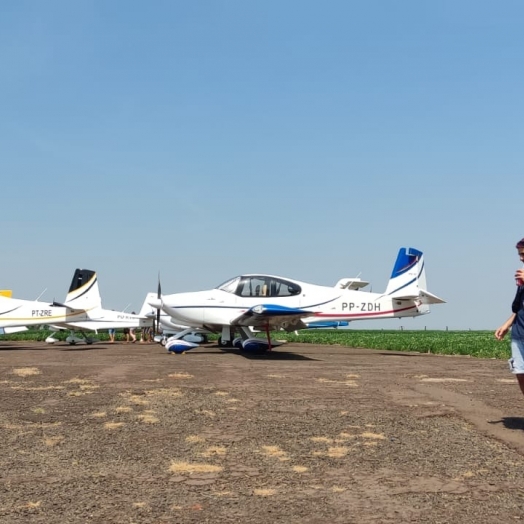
[495,325,510,340]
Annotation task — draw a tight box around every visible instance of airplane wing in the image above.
[50,318,152,332]
[231,304,315,332]
[0,326,28,335]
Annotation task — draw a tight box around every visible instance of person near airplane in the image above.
[495,237,524,396]
[129,313,137,342]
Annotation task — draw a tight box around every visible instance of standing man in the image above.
[495,238,524,395]
[129,313,137,343]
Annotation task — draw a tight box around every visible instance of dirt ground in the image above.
[1,340,524,524]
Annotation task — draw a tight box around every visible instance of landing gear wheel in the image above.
[160,337,167,346]
[217,337,230,348]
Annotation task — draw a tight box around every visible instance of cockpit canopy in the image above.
[216,275,302,298]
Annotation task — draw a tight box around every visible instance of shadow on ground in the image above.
[489,417,524,431]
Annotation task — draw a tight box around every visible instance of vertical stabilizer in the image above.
[385,248,425,298]
[64,269,101,310]
[139,292,157,318]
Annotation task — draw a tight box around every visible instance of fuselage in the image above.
[157,274,425,330]
[0,296,91,329]
[60,308,153,331]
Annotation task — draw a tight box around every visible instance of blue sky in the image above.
[1,1,523,330]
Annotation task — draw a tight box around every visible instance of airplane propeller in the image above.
[154,275,162,336]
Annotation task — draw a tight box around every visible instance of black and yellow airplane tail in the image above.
[61,269,102,312]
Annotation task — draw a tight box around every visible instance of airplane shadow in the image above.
[60,345,111,352]
[177,347,319,361]
[374,352,429,357]
[217,347,319,361]
[0,344,49,351]
[488,417,524,431]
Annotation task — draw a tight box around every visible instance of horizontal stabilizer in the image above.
[419,289,446,305]
[51,300,94,312]
[392,290,446,305]
[335,278,369,290]
[51,301,69,309]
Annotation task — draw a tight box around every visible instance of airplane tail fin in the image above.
[139,292,157,318]
[63,269,102,311]
[384,248,445,310]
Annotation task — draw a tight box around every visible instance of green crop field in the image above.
[1,328,510,360]
[279,330,510,360]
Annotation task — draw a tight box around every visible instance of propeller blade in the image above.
[156,308,161,336]
[154,272,162,336]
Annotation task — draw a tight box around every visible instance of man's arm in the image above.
[495,313,516,340]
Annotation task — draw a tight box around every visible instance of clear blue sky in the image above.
[1,1,523,330]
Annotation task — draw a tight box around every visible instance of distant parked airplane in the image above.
[45,269,153,345]
[0,273,99,333]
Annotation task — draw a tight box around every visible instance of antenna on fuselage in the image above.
[34,288,47,301]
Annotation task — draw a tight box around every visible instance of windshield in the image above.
[216,276,240,294]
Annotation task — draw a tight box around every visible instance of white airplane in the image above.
[45,269,153,345]
[140,292,210,346]
[0,273,100,333]
[0,290,28,335]
[149,247,445,354]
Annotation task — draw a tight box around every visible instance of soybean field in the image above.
[2,328,509,360]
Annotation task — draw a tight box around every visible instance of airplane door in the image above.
[202,289,236,325]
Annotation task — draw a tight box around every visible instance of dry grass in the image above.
[310,436,333,443]
[114,406,133,413]
[104,422,125,430]
[90,412,107,418]
[11,385,64,391]
[11,367,41,377]
[169,461,223,474]
[361,432,386,440]
[419,378,469,383]
[136,414,160,424]
[292,466,308,473]
[168,372,193,379]
[316,377,358,387]
[261,445,287,458]
[186,435,205,443]
[253,489,276,497]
